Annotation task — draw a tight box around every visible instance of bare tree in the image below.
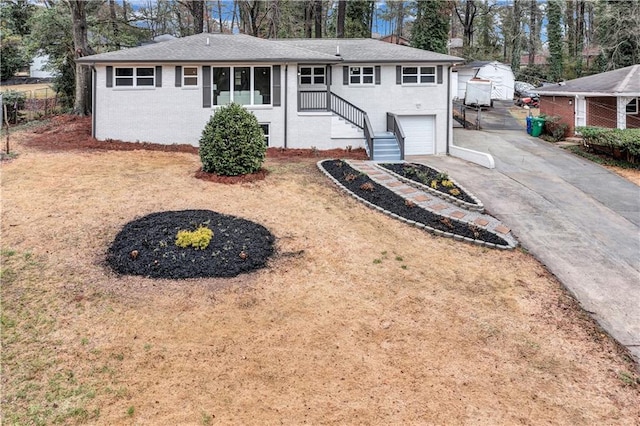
[66,0,95,115]
[337,0,346,38]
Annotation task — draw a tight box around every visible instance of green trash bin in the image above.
[531,117,545,137]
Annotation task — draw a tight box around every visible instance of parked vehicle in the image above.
[514,81,536,98]
[516,93,539,108]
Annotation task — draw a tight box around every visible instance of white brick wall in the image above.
[94,62,453,154]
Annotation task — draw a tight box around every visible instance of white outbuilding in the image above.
[454,61,515,101]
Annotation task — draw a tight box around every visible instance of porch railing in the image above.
[386,112,406,160]
[298,90,374,159]
[298,90,328,111]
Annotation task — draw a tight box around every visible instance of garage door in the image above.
[399,115,435,155]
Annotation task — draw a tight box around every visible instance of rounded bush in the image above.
[199,103,266,176]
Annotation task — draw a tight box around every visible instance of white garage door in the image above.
[400,115,435,156]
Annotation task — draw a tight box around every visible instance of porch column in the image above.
[616,96,634,130]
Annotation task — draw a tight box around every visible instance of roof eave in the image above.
[77,58,344,64]
[537,90,640,97]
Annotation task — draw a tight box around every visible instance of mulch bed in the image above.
[380,162,478,205]
[107,210,275,279]
[320,159,508,246]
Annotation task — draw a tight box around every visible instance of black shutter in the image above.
[437,65,443,84]
[343,66,348,85]
[327,66,332,86]
[155,66,162,87]
[106,66,113,87]
[272,65,281,107]
[175,66,182,87]
[375,66,381,85]
[396,66,401,84]
[202,66,211,108]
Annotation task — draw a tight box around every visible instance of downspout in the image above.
[284,64,288,149]
[91,65,96,138]
[446,65,451,155]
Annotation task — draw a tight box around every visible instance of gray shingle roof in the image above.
[536,65,640,96]
[77,33,463,64]
[77,33,341,64]
[274,38,463,63]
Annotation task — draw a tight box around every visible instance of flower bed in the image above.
[319,160,509,248]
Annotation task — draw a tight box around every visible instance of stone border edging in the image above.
[374,162,485,212]
[317,160,515,250]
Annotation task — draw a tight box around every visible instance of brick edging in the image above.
[317,160,516,250]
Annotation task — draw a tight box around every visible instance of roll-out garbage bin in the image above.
[526,116,533,135]
[531,117,545,137]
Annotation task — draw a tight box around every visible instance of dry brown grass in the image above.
[2,124,639,425]
[0,83,55,99]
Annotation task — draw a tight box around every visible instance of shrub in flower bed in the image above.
[320,160,508,246]
[380,162,479,206]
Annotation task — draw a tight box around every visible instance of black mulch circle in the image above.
[321,159,508,246]
[107,210,275,279]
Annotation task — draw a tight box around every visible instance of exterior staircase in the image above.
[372,132,401,161]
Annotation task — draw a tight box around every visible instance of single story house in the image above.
[77,33,462,160]
[537,65,640,136]
[453,61,515,101]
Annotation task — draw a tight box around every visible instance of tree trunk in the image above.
[108,0,120,49]
[528,0,538,66]
[314,0,322,38]
[337,0,345,38]
[68,0,94,116]
[510,0,522,71]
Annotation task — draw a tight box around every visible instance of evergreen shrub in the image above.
[199,103,266,176]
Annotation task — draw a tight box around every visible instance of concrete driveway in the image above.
[410,127,640,365]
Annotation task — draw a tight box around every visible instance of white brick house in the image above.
[78,33,462,160]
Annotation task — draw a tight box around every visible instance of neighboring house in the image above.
[378,34,411,46]
[519,53,548,68]
[76,33,462,160]
[30,54,54,79]
[453,61,515,101]
[537,65,640,136]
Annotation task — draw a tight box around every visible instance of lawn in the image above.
[1,120,639,425]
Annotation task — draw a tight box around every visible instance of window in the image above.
[183,67,198,86]
[402,66,436,84]
[299,67,325,85]
[626,98,638,114]
[114,67,155,87]
[260,124,270,146]
[212,66,271,106]
[349,66,374,85]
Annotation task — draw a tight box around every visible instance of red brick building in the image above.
[537,65,640,136]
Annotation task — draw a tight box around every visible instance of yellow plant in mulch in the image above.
[175,226,213,250]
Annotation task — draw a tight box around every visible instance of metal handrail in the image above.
[363,114,374,159]
[386,112,405,160]
[329,92,365,129]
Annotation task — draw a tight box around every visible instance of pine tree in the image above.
[411,0,450,54]
[547,0,564,82]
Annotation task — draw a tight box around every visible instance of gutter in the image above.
[284,64,288,149]
[446,65,451,155]
[91,65,96,138]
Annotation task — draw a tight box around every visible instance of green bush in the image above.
[543,115,569,142]
[1,90,26,124]
[199,103,266,176]
[576,126,640,162]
